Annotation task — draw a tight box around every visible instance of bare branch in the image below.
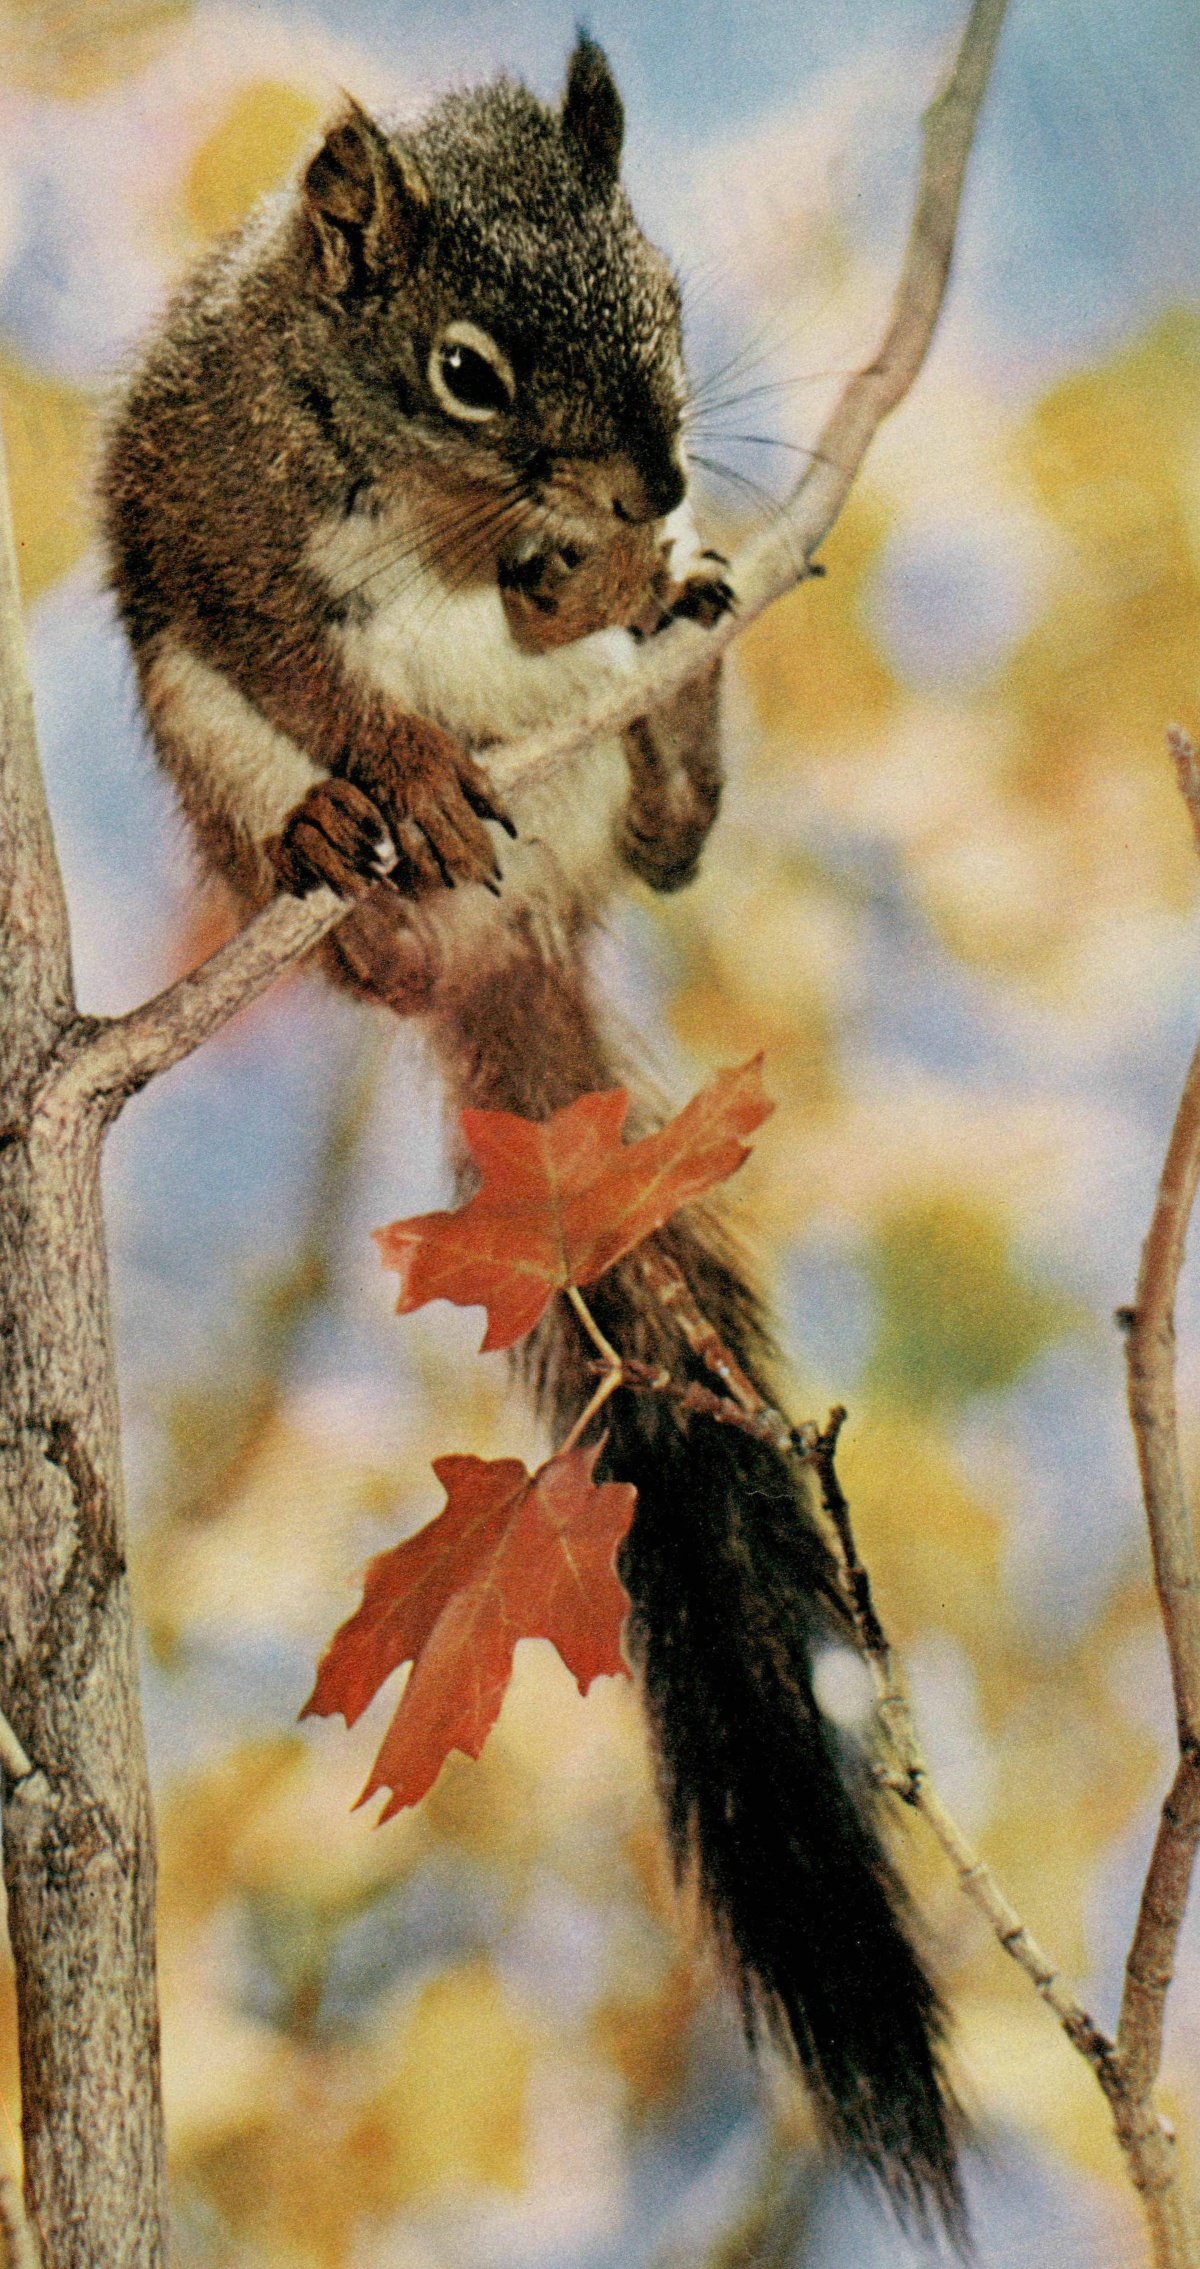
[638,1248,796,1445]
[618,1355,812,1445]
[45,882,347,1123]
[52,0,1009,1119]
[810,1413,1198,2267]
[1124,1017,1200,1748]
[1074,726,1200,2267]
[1118,1747,1200,2107]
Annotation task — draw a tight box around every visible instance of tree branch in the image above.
[1101,726,1200,2262]
[808,1413,1196,2269]
[49,0,1009,1123]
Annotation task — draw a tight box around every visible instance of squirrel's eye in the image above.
[439,344,510,413]
[429,325,515,423]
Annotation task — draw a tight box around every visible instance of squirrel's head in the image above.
[295,39,688,639]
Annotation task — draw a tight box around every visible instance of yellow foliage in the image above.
[908,312,1200,994]
[865,1194,1075,1411]
[0,357,95,601]
[0,0,189,97]
[1012,311,1200,789]
[662,854,848,1111]
[591,1962,697,2115]
[734,488,896,756]
[375,1962,531,2201]
[421,1640,656,1891]
[980,1667,1155,1982]
[158,1739,304,1931]
[177,1966,529,2259]
[183,80,324,244]
[956,1995,1132,2192]
[834,1411,1003,1657]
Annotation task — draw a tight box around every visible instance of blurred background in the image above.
[3,0,1200,2259]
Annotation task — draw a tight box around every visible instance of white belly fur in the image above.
[311,503,640,977]
[150,515,637,989]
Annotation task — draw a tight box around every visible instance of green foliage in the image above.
[864,1197,1075,1411]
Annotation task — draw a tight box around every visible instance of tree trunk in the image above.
[0,427,167,2260]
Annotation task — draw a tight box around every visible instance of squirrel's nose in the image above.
[640,459,686,519]
[609,455,685,525]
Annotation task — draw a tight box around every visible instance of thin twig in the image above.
[617,1356,814,1446]
[43,0,1008,1119]
[807,1407,889,1658]
[638,1249,792,1437]
[1082,727,1200,2267]
[812,1388,1188,2259]
[811,1417,1122,2093]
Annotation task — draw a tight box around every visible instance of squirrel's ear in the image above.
[302,100,428,294]
[561,34,624,192]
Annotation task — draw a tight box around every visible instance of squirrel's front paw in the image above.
[370,719,517,898]
[663,552,735,630]
[267,778,396,898]
[631,553,735,640]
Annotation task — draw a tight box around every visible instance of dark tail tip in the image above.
[604,1385,967,2247]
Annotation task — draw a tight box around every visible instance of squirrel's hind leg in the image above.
[621,657,724,892]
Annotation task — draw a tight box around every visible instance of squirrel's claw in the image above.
[268,777,392,898]
[384,741,510,897]
[457,764,518,840]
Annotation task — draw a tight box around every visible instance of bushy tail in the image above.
[574,1224,963,2237]
[428,942,964,2239]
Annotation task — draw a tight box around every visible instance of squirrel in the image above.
[100,36,963,2236]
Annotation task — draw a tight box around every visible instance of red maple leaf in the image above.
[302,1444,636,1819]
[374,1054,772,1351]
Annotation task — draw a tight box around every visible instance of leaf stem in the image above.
[567,1285,624,1369]
[559,1365,624,1456]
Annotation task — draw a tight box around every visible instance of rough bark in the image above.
[0,426,167,2257]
